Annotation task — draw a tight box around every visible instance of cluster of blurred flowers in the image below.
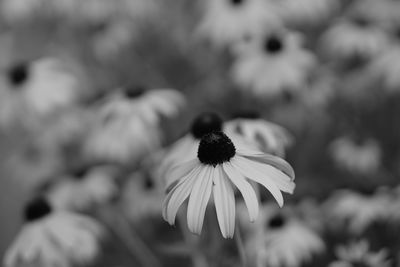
[1,0,400,267]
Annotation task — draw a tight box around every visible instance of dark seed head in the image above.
[24,196,52,222]
[124,85,146,99]
[264,36,284,54]
[144,176,154,190]
[267,213,286,229]
[71,166,89,180]
[352,16,370,28]
[190,112,223,139]
[7,63,29,87]
[198,132,236,167]
[230,0,244,5]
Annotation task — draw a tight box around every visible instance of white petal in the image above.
[165,158,199,191]
[242,158,295,193]
[187,166,213,235]
[162,165,200,224]
[233,157,284,207]
[213,167,236,238]
[223,162,259,222]
[238,150,295,180]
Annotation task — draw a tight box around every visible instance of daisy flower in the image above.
[231,30,316,98]
[272,0,339,26]
[320,15,389,62]
[99,86,185,128]
[329,240,391,267]
[329,136,381,175]
[225,113,293,157]
[4,197,104,267]
[242,203,325,267]
[323,189,390,234]
[84,87,184,164]
[197,0,281,48]
[0,58,83,129]
[46,165,118,212]
[365,45,400,91]
[162,131,295,238]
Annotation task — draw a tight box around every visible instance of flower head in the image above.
[4,197,104,267]
[84,87,184,165]
[231,30,315,98]
[329,136,381,175]
[329,240,391,267]
[46,165,118,212]
[323,189,390,234]
[241,203,325,267]
[197,0,281,48]
[0,58,84,129]
[225,114,293,157]
[162,131,295,238]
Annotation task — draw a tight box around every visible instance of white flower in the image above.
[330,136,381,175]
[329,240,391,267]
[84,87,184,164]
[197,0,281,48]
[323,189,390,234]
[4,197,104,267]
[46,166,118,211]
[99,87,185,127]
[365,45,400,91]
[0,58,83,129]
[320,17,389,61]
[242,203,325,267]
[162,131,295,238]
[225,115,293,157]
[271,0,339,26]
[231,30,315,98]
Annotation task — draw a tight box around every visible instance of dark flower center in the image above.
[268,214,286,229]
[198,132,236,167]
[264,36,284,54]
[352,16,371,28]
[191,112,223,139]
[24,197,52,222]
[124,85,146,99]
[7,63,29,87]
[144,176,154,190]
[71,166,89,180]
[230,0,244,6]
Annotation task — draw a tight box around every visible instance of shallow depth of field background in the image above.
[1,0,400,266]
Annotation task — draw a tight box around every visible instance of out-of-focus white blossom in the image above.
[328,240,391,267]
[330,136,381,175]
[197,0,281,48]
[232,30,315,98]
[241,203,325,267]
[323,189,391,234]
[4,197,104,267]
